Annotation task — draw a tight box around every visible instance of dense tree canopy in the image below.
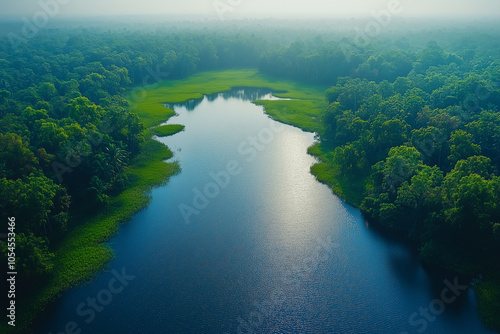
[314,34,500,272]
[0,20,499,330]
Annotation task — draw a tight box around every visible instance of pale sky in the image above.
[0,0,499,19]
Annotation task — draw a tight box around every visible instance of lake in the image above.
[37,87,494,334]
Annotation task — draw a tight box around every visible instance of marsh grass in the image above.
[152,124,185,137]
[476,276,500,331]
[307,142,368,207]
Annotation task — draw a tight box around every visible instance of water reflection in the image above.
[165,86,287,111]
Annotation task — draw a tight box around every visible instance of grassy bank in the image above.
[307,142,368,207]
[476,276,500,332]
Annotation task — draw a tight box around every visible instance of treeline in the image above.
[318,41,500,273]
[258,26,500,85]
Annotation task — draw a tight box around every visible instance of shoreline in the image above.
[8,69,498,333]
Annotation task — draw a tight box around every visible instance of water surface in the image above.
[38,87,493,334]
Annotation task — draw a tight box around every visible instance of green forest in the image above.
[1,19,499,332]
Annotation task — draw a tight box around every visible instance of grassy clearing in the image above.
[152,124,185,137]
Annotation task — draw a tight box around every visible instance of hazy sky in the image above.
[1,0,499,19]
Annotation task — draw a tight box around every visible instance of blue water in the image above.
[37,88,494,334]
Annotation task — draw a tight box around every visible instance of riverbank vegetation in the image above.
[152,124,185,137]
[308,35,500,333]
[0,19,499,332]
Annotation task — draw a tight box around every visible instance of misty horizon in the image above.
[0,0,499,20]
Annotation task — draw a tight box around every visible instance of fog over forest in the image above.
[0,0,499,19]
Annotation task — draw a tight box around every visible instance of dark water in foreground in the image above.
[37,88,493,334]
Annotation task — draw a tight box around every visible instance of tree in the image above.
[377,80,394,98]
[36,121,68,153]
[60,79,81,99]
[444,174,497,248]
[325,85,342,103]
[394,165,444,236]
[334,111,369,144]
[93,142,129,183]
[414,41,448,73]
[410,126,446,166]
[0,132,39,178]
[447,130,481,167]
[465,110,500,166]
[403,94,426,125]
[321,102,342,140]
[357,94,383,120]
[369,117,409,158]
[334,143,367,175]
[87,175,109,207]
[67,96,104,126]
[373,146,422,194]
[443,155,496,193]
[337,78,377,111]
[198,40,219,70]
[37,82,57,101]
[393,76,412,95]
[0,232,54,283]
[0,174,69,234]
